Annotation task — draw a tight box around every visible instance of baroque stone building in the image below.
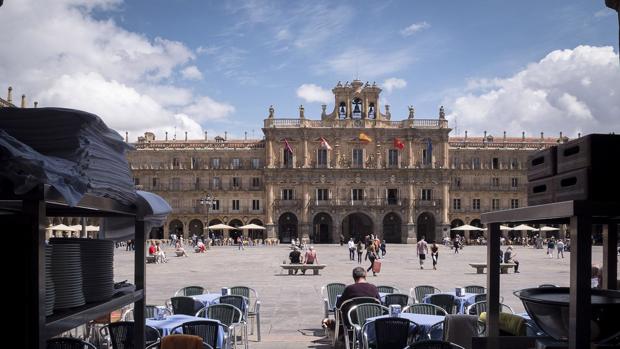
[127,80,558,243]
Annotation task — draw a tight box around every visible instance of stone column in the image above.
[303,137,309,168]
[266,140,273,168]
[405,223,416,244]
[407,184,415,224]
[407,138,414,168]
[301,185,310,240]
[266,184,274,225]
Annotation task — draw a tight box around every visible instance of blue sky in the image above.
[0,0,618,140]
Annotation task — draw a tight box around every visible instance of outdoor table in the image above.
[192,293,248,312]
[146,314,226,348]
[422,292,478,313]
[363,313,445,345]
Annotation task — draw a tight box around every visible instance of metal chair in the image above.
[122,305,170,320]
[100,321,161,349]
[465,301,514,316]
[376,285,400,294]
[171,320,226,349]
[472,293,504,305]
[348,303,389,349]
[362,316,415,349]
[406,340,465,349]
[230,286,261,341]
[411,285,441,303]
[383,293,410,307]
[427,294,457,314]
[403,303,448,316]
[334,297,381,349]
[321,282,346,318]
[171,296,203,316]
[197,303,245,349]
[175,286,207,296]
[216,295,249,349]
[46,337,97,349]
[463,285,486,294]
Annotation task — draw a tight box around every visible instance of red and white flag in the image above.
[320,137,333,150]
[283,138,293,153]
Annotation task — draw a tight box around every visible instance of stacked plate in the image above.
[51,238,115,302]
[45,245,55,316]
[50,243,85,309]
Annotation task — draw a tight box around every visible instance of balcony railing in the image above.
[415,199,442,208]
[264,118,447,129]
[308,198,410,207]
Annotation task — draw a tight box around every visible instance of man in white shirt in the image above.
[416,236,429,269]
[348,238,355,260]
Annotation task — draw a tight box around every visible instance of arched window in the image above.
[338,102,347,119]
[352,98,362,118]
[368,102,376,119]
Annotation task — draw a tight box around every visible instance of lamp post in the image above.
[200,193,215,241]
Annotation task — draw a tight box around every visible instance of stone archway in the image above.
[208,219,223,239]
[169,219,184,238]
[382,212,402,243]
[229,219,243,240]
[248,219,265,240]
[188,219,204,237]
[278,212,299,243]
[312,212,333,243]
[450,219,465,239]
[342,212,373,242]
[417,212,436,242]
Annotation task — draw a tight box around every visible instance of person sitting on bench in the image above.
[504,246,519,273]
[289,247,303,274]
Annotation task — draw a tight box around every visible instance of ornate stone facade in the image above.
[127,80,558,243]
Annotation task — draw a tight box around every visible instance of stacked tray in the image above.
[45,245,55,316]
[50,243,85,309]
[51,238,115,302]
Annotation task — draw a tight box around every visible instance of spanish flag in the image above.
[320,137,333,150]
[394,137,405,150]
[359,132,372,143]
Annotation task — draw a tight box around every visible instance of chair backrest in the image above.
[217,295,248,319]
[473,294,486,304]
[408,340,466,349]
[230,286,258,312]
[103,321,161,349]
[463,285,486,294]
[403,303,448,316]
[466,301,514,316]
[322,283,346,309]
[364,317,413,349]
[377,285,399,294]
[171,296,202,316]
[413,285,441,303]
[338,297,381,329]
[175,286,206,296]
[442,315,479,348]
[160,334,212,349]
[347,303,389,329]
[383,293,410,307]
[427,294,457,314]
[47,337,97,349]
[173,320,221,349]
[205,303,241,327]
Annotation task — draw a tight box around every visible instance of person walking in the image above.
[366,243,378,276]
[380,240,387,257]
[416,236,429,269]
[356,240,363,264]
[348,238,355,260]
[556,239,565,258]
[453,237,460,254]
[430,241,439,270]
[547,238,555,258]
[340,233,345,246]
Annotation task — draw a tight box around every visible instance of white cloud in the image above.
[400,21,430,37]
[445,46,620,137]
[0,0,234,140]
[382,78,407,93]
[594,9,614,18]
[296,84,332,104]
[316,48,414,78]
[181,66,203,80]
[182,96,236,122]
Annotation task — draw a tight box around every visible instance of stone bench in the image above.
[146,255,157,263]
[469,263,516,274]
[280,264,326,275]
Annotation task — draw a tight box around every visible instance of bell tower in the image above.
[325,80,383,120]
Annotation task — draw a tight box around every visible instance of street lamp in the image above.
[200,193,215,239]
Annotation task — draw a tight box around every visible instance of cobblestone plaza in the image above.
[115,243,608,349]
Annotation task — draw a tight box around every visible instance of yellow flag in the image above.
[359,132,372,143]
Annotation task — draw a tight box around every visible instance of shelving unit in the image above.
[481,200,619,349]
[2,183,148,349]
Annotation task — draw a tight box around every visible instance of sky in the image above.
[0,0,618,141]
